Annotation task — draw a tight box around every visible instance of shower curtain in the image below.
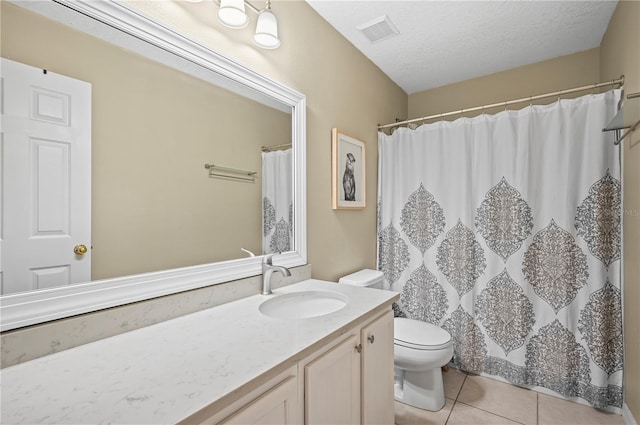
[262,149,293,254]
[377,90,623,411]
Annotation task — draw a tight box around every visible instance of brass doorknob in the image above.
[74,244,88,255]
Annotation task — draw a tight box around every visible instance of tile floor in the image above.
[394,368,625,425]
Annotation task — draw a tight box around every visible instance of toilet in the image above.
[339,269,453,411]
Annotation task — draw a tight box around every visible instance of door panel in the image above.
[1,58,91,294]
[362,311,395,425]
[305,333,361,425]
[32,138,70,234]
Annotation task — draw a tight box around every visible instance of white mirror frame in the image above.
[0,0,307,332]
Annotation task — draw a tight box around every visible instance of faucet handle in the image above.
[241,248,256,257]
[263,253,275,265]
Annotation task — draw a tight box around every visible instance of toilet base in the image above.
[394,367,446,411]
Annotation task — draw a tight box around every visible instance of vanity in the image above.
[0,279,399,424]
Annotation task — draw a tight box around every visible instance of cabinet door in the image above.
[220,376,298,425]
[305,333,361,425]
[361,310,394,425]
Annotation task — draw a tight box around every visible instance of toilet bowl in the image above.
[394,318,453,411]
[339,269,453,412]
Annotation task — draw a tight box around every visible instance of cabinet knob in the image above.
[355,343,362,353]
[368,335,375,344]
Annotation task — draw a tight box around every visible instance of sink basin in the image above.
[259,290,349,319]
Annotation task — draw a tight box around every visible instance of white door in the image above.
[1,58,91,295]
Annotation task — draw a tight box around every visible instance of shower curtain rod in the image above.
[378,76,625,130]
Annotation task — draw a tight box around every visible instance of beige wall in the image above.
[2,3,290,280]
[408,48,601,119]
[600,1,640,421]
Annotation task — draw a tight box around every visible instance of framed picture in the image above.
[332,128,366,209]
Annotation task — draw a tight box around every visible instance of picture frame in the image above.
[332,128,366,209]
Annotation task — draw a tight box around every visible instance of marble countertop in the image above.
[0,279,398,424]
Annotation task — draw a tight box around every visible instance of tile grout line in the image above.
[454,372,467,400]
[444,372,467,425]
[536,391,540,425]
[444,399,457,425]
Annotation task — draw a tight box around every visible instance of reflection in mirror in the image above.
[0,0,306,330]
[2,1,291,291]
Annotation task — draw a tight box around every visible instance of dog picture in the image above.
[332,129,365,209]
[343,153,356,201]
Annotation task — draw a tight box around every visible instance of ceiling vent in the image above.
[357,15,399,44]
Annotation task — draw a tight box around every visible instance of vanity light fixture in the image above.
[217,0,249,29]
[216,0,281,49]
[253,1,280,49]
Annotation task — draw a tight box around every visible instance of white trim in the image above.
[619,112,628,425]
[0,0,307,332]
[623,403,638,425]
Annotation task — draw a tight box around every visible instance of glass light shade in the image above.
[217,0,248,29]
[253,9,280,49]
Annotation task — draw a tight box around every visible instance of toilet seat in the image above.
[394,318,452,351]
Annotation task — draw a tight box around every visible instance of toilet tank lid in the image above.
[394,318,452,348]
[338,269,384,287]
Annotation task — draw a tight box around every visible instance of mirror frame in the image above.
[0,0,307,332]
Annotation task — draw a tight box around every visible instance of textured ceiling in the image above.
[305,1,618,94]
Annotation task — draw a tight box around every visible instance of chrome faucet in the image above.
[262,253,291,295]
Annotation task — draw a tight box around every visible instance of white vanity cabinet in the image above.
[304,309,394,425]
[0,280,398,425]
[190,308,395,425]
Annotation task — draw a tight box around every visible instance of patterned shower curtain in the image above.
[262,149,292,254]
[377,90,623,411]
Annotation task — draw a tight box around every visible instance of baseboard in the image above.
[624,403,638,425]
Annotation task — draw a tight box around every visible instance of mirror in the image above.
[0,0,307,331]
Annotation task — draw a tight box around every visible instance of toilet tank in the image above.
[338,269,385,289]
